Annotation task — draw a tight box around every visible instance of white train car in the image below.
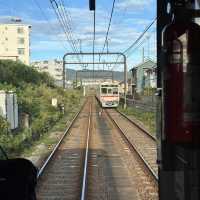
[97,82,119,108]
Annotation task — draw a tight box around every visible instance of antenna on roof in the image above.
[11,17,22,23]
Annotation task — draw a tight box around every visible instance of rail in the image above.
[81,102,92,200]
[116,109,156,141]
[37,99,87,179]
[105,109,158,182]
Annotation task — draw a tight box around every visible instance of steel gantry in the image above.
[63,52,128,108]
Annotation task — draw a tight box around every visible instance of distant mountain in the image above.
[66,68,76,80]
[65,68,130,81]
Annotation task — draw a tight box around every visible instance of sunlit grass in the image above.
[118,104,156,135]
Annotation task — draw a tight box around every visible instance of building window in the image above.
[17,27,24,34]
[18,48,25,55]
[5,37,8,41]
[5,48,8,51]
[18,38,25,44]
[55,68,62,72]
[5,27,8,30]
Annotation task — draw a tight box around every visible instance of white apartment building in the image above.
[0,19,31,65]
[31,59,63,85]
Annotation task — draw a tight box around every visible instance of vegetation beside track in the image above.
[0,60,83,158]
[118,104,156,135]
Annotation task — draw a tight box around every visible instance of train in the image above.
[96,82,119,108]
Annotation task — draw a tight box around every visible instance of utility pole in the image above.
[147,35,150,58]
[142,47,145,62]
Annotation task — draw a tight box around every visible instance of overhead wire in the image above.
[101,0,116,53]
[50,0,81,61]
[57,0,82,61]
[59,0,79,53]
[98,0,116,70]
[32,0,67,50]
[126,29,156,58]
[56,0,79,54]
[123,17,157,54]
[111,17,157,71]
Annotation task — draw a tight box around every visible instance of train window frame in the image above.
[101,88,107,94]
[107,88,112,94]
[113,88,118,94]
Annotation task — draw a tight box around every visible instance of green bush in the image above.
[0,60,83,157]
[0,60,54,87]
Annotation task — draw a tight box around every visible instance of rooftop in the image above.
[130,59,157,71]
[0,17,31,27]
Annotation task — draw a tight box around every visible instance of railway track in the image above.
[105,108,158,182]
[36,97,92,199]
[36,96,158,200]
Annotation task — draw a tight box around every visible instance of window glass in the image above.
[18,37,25,44]
[18,48,25,55]
[101,88,107,94]
[17,27,24,34]
[108,88,112,94]
[113,88,118,94]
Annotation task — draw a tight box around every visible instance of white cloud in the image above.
[116,0,152,11]
[0,2,156,66]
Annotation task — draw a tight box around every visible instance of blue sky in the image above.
[0,0,156,71]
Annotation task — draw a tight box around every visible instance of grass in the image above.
[118,104,156,135]
[21,98,84,158]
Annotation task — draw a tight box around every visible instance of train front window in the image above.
[113,88,118,94]
[101,88,107,94]
[108,88,112,94]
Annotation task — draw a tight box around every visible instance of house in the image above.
[31,59,63,86]
[130,59,157,93]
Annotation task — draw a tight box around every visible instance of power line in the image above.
[50,0,81,61]
[111,17,157,71]
[59,0,79,52]
[50,0,76,51]
[126,29,156,58]
[32,0,67,50]
[101,0,116,53]
[55,0,79,53]
[123,17,157,54]
[56,0,82,61]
